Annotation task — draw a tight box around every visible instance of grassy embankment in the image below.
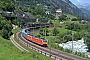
[0,28,53,60]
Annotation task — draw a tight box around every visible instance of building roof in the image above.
[45,11,50,15]
[56,9,62,13]
[1,9,36,22]
[23,12,35,19]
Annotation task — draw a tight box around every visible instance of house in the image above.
[45,11,50,15]
[22,12,36,22]
[56,9,62,17]
[81,20,89,24]
[1,9,36,22]
[1,11,16,20]
[15,9,36,22]
[36,18,48,23]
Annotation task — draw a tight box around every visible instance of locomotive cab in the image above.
[41,38,47,47]
[43,40,47,42]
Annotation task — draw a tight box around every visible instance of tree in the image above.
[11,19,18,25]
[52,28,59,36]
[49,20,53,24]
[71,18,77,21]
[0,14,13,39]
[66,23,82,32]
[1,21,12,39]
[39,28,43,35]
[39,27,49,36]
[59,15,67,21]
[43,27,49,36]
[1,29,9,39]
[18,19,25,27]
[48,14,55,20]
[85,36,90,51]
[0,0,15,11]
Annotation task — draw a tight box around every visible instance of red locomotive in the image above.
[22,29,47,47]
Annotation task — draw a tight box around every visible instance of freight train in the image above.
[21,29,47,47]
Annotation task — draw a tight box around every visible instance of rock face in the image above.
[77,3,90,11]
[77,3,90,18]
[15,0,87,18]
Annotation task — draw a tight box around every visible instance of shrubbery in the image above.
[0,15,13,39]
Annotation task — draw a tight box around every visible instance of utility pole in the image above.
[45,30,46,39]
[72,33,74,54]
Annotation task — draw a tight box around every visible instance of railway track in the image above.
[16,32,88,60]
[10,34,29,52]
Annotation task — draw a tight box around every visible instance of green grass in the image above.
[48,27,70,33]
[66,14,76,18]
[12,28,22,35]
[0,28,53,60]
[52,20,60,27]
[12,28,32,51]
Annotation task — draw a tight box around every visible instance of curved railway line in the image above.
[10,34,29,52]
[16,31,88,60]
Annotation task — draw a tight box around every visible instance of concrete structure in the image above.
[59,38,89,56]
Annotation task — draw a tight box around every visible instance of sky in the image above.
[69,0,90,5]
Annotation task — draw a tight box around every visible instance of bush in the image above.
[0,15,13,39]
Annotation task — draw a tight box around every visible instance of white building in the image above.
[56,9,62,17]
[45,11,50,15]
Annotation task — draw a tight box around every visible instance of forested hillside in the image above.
[15,0,88,18]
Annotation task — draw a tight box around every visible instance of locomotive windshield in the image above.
[41,38,47,42]
[43,40,47,42]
